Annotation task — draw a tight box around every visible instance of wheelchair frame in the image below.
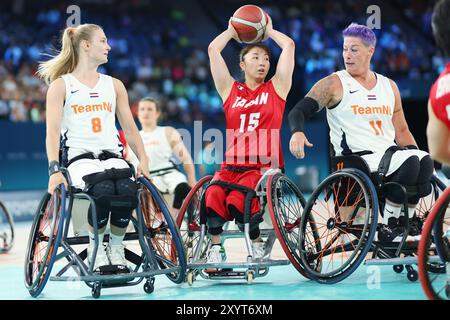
[24,168,186,298]
[293,154,448,284]
[0,200,14,253]
[177,169,295,285]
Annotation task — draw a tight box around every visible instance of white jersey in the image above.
[327,70,396,157]
[60,73,123,162]
[129,126,174,172]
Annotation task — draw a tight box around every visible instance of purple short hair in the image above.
[342,23,377,47]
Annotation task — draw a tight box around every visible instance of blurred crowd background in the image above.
[0,0,445,124]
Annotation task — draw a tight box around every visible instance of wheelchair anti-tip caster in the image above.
[187,271,195,286]
[393,265,404,273]
[92,283,102,299]
[246,270,255,285]
[406,266,418,282]
[143,278,154,294]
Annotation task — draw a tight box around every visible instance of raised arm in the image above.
[208,21,239,102]
[265,16,295,100]
[166,127,197,187]
[113,78,150,179]
[46,78,68,192]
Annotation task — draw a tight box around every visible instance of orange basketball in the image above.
[230,5,268,44]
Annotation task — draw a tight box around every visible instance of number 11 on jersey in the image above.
[239,112,261,133]
[369,120,384,136]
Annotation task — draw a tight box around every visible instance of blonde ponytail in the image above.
[37,24,102,85]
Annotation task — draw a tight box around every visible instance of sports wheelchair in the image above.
[0,199,14,253]
[418,183,449,300]
[277,153,447,284]
[24,167,186,298]
[176,168,307,285]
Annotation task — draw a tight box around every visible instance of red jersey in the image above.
[222,80,285,168]
[430,63,450,130]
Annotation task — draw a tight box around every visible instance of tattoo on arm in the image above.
[305,76,333,109]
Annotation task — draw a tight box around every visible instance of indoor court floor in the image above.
[0,221,430,300]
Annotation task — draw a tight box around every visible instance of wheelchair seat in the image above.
[331,154,372,176]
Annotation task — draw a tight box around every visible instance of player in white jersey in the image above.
[288,23,434,244]
[127,97,196,219]
[38,24,150,271]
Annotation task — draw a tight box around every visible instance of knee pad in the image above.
[417,156,434,185]
[115,178,137,197]
[173,183,191,209]
[417,182,432,199]
[89,179,116,198]
[87,180,115,229]
[415,156,433,199]
[88,206,110,229]
[115,178,138,208]
[385,156,420,203]
[109,178,137,228]
[110,208,133,228]
[206,209,227,235]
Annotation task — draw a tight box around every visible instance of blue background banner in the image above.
[0,121,331,192]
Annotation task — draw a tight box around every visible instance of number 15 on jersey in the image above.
[239,112,260,133]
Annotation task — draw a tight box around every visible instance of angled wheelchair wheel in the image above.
[176,176,212,263]
[139,177,187,284]
[24,187,66,297]
[418,187,450,300]
[0,201,14,253]
[414,175,446,231]
[299,169,378,284]
[267,173,312,278]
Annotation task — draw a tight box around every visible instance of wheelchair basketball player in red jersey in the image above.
[205,13,295,263]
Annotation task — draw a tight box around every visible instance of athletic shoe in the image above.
[398,216,422,241]
[206,245,226,264]
[87,244,110,270]
[251,240,268,260]
[377,224,415,244]
[106,244,127,266]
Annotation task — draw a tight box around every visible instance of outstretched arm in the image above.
[288,74,341,159]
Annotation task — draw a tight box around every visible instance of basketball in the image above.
[230,5,268,44]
